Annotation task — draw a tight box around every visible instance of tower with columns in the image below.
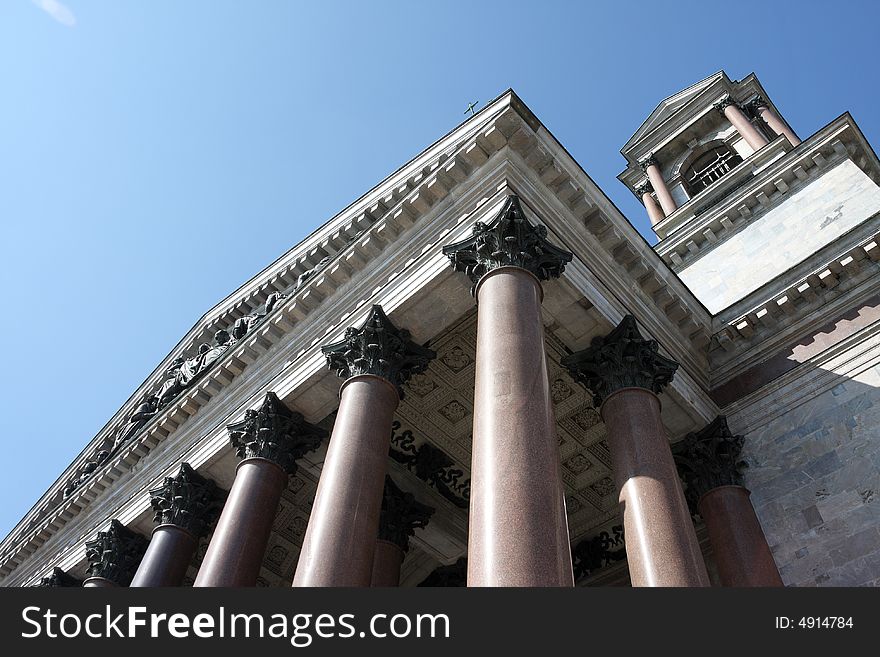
[4,71,880,588]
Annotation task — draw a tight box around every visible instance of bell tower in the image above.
[619,71,880,314]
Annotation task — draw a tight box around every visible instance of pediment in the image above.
[622,72,726,154]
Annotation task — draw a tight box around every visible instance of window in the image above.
[682,145,742,196]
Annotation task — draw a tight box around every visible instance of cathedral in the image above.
[5,70,880,588]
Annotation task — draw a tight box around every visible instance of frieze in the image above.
[389,421,470,508]
[61,257,335,500]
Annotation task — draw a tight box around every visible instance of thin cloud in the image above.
[31,0,77,27]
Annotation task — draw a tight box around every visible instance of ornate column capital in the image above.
[673,416,747,512]
[633,179,654,198]
[638,152,660,171]
[322,304,436,398]
[742,94,768,115]
[713,93,740,114]
[227,392,327,475]
[84,520,148,586]
[561,314,678,406]
[378,476,434,552]
[441,195,573,292]
[36,567,82,587]
[148,463,226,538]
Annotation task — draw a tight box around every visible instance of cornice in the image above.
[708,228,880,386]
[655,114,880,259]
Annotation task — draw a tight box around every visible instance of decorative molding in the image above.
[227,392,327,475]
[389,421,470,508]
[84,520,148,586]
[672,416,745,513]
[561,315,679,406]
[148,463,226,538]
[322,304,436,398]
[571,524,626,581]
[377,476,434,552]
[35,567,82,588]
[441,194,573,292]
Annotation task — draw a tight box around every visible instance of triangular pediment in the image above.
[622,72,726,154]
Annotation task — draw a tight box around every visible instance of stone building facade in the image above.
[3,70,879,587]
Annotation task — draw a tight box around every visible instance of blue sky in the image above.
[1,0,878,539]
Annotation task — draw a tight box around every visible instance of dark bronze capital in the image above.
[441,195,573,293]
[377,476,434,552]
[84,520,148,586]
[148,463,226,538]
[322,305,435,398]
[672,416,747,513]
[561,314,678,406]
[227,392,327,475]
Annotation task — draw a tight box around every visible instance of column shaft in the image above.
[130,525,198,587]
[293,375,399,587]
[82,577,117,588]
[194,458,287,587]
[370,539,405,587]
[468,267,573,587]
[723,103,769,151]
[602,387,709,587]
[643,163,677,216]
[642,191,666,226]
[699,485,784,587]
[756,105,800,146]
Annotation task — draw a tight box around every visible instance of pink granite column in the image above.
[715,95,769,151]
[369,476,434,587]
[82,519,148,588]
[674,416,783,587]
[635,180,665,225]
[293,306,435,587]
[748,96,800,146]
[371,540,405,587]
[131,463,224,587]
[563,315,710,587]
[640,154,677,216]
[443,195,575,587]
[194,393,326,587]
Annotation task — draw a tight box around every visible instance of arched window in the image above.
[682,145,742,196]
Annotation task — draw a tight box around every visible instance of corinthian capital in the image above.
[673,416,746,512]
[561,314,678,406]
[148,463,226,538]
[227,392,327,475]
[633,179,654,198]
[638,152,660,171]
[84,520,148,586]
[36,567,82,587]
[322,305,436,398]
[441,195,573,292]
[378,476,435,552]
[713,93,739,114]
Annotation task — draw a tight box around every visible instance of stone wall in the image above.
[734,354,880,586]
[679,158,880,312]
